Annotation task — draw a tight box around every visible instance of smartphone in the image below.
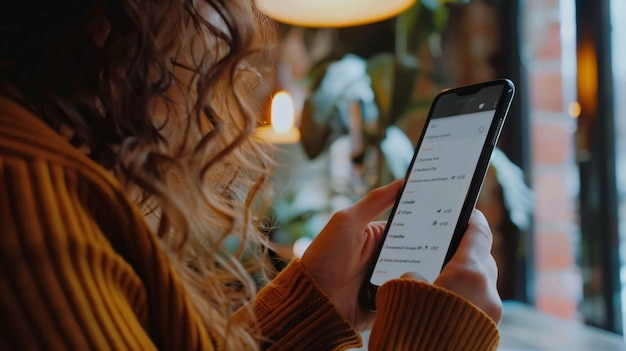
[359,79,515,311]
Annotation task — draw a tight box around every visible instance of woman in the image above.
[0,0,502,349]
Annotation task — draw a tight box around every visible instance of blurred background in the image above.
[254,0,626,339]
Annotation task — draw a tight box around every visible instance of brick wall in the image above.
[522,0,582,319]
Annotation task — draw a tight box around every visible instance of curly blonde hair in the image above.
[1,0,277,349]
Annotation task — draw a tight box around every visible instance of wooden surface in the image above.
[499,301,626,351]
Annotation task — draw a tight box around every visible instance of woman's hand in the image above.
[434,209,503,323]
[300,180,403,332]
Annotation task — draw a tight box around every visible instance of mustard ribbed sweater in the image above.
[0,97,499,350]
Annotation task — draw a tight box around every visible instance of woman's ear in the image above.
[93,20,110,48]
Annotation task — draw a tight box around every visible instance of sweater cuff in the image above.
[369,279,499,351]
[253,259,362,350]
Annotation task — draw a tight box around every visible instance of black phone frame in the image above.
[358,78,515,311]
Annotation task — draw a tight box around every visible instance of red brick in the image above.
[530,73,564,113]
[526,0,560,11]
[535,294,579,319]
[531,122,575,165]
[535,22,562,60]
[532,173,574,222]
[524,0,581,323]
[535,270,581,319]
[535,232,575,271]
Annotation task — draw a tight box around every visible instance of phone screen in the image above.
[370,109,495,286]
[363,80,514,301]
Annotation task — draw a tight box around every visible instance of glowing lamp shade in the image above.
[256,0,416,28]
[256,91,301,144]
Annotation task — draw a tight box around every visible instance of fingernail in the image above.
[401,272,428,282]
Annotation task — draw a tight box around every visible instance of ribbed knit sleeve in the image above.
[369,279,499,351]
[235,259,362,350]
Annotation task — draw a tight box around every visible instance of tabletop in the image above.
[499,301,626,351]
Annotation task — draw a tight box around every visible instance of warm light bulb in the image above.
[271,91,295,133]
[255,91,301,144]
[568,101,581,118]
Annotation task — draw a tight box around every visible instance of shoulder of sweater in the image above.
[0,97,121,191]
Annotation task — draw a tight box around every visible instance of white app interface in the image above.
[370,110,495,285]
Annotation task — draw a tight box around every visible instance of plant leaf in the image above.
[367,53,419,128]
